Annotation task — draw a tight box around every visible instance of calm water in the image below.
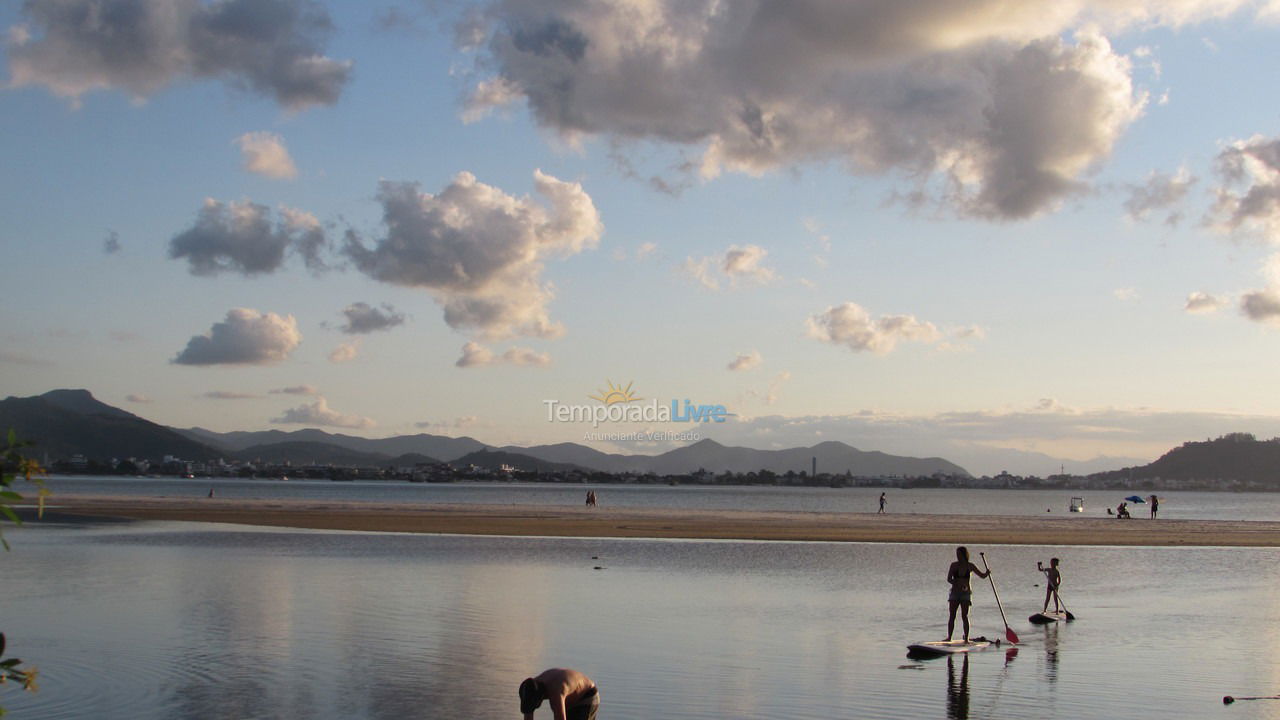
[3,516,1280,719]
[38,474,1280,521]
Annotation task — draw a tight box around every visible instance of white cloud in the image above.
[234,131,298,180]
[344,170,602,340]
[636,241,658,259]
[1209,134,1280,242]
[0,350,52,366]
[683,244,776,290]
[203,390,259,400]
[338,302,406,334]
[1241,289,1280,324]
[270,385,318,395]
[103,230,121,254]
[766,370,790,406]
[806,302,942,354]
[459,2,1199,218]
[271,397,375,429]
[462,75,523,122]
[455,341,551,368]
[7,0,352,110]
[329,339,360,363]
[1114,287,1139,301]
[172,308,301,366]
[416,415,484,430]
[169,198,327,276]
[125,393,151,403]
[727,350,763,372]
[1184,291,1226,314]
[1124,167,1196,225]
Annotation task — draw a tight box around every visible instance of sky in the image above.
[6,0,1280,476]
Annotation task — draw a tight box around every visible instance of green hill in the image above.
[1093,433,1280,486]
[0,390,221,461]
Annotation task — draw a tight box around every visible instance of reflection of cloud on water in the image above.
[159,533,559,719]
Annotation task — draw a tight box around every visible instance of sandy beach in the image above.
[36,493,1280,546]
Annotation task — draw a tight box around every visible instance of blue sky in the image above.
[6,1,1280,476]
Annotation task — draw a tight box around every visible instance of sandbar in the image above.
[34,494,1280,546]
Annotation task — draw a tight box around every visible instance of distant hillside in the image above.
[510,438,970,477]
[0,390,221,461]
[181,427,484,461]
[1092,433,1280,486]
[232,441,419,467]
[453,449,587,473]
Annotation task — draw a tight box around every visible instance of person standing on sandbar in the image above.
[946,546,989,642]
[878,492,886,514]
[519,668,599,720]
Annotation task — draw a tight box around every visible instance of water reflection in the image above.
[946,655,969,719]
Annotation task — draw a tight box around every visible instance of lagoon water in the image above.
[5,481,1280,719]
[37,474,1280,521]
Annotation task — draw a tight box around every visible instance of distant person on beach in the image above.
[946,546,990,642]
[1149,495,1159,519]
[207,488,214,498]
[585,491,597,508]
[1037,558,1062,614]
[520,667,599,720]
[879,492,886,514]
[1116,502,1130,519]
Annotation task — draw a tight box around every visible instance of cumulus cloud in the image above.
[1124,167,1196,225]
[172,308,301,365]
[235,131,297,179]
[203,390,259,400]
[1210,134,1280,242]
[103,230,121,254]
[1241,289,1280,324]
[338,302,406,334]
[806,302,942,354]
[270,384,318,395]
[344,170,602,340]
[6,0,352,110]
[1185,291,1226,314]
[727,350,763,372]
[271,396,375,429]
[169,198,327,276]
[329,339,360,363]
[683,244,776,290]
[454,1,1212,218]
[455,341,551,368]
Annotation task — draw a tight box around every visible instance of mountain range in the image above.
[3,389,971,477]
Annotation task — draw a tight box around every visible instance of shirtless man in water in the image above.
[947,546,989,642]
[519,668,600,720]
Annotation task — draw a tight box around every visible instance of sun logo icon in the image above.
[590,380,641,405]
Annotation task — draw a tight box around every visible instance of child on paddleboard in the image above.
[1037,558,1062,614]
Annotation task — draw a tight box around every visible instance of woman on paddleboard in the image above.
[947,546,989,642]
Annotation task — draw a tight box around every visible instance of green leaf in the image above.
[0,492,20,501]
[0,506,18,525]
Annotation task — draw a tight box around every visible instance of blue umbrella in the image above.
[1125,495,1146,503]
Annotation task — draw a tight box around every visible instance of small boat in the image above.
[1069,496,1084,512]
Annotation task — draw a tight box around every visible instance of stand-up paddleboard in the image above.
[1029,610,1070,624]
[906,639,992,657]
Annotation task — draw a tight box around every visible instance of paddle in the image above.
[979,552,1019,644]
[1056,595,1076,621]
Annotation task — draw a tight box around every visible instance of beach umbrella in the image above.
[1125,495,1146,503]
